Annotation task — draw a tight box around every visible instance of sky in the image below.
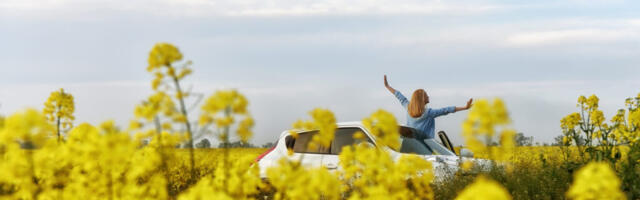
[1,0,639,146]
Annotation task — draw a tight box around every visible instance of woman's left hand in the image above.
[466,98,473,109]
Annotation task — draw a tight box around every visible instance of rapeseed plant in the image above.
[43,88,74,142]
[147,42,197,179]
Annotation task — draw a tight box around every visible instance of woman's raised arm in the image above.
[385,75,409,107]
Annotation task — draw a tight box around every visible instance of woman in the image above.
[384,75,473,139]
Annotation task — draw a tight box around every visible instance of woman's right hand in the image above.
[384,75,395,94]
[384,75,390,87]
[466,98,473,110]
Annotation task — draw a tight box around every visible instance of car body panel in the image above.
[256,121,490,179]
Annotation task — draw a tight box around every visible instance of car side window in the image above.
[331,128,373,154]
[292,131,330,154]
[399,137,433,155]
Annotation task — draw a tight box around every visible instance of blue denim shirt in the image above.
[394,91,455,139]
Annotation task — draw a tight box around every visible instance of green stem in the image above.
[154,116,171,196]
[57,90,63,143]
[223,106,230,191]
[170,67,195,180]
[56,115,61,143]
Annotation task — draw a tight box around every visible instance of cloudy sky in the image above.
[1,0,639,145]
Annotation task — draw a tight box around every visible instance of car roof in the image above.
[336,121,364,127]
[282,121,410,137]
[337,121,409,128]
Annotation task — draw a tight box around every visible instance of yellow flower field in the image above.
[1,43,638,200]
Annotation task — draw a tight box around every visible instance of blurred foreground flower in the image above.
[462,98,516,163]
[455,176,511,200]
[291,108,337,150]
[566,162,625,200]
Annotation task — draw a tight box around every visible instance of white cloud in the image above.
[505,29,639,47]
[0,0,508,18]
[629,19,640,26]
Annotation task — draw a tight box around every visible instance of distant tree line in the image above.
[485,132,535,146]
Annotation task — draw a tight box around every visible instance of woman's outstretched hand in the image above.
[384,75,390,87]
[455,98,474,112]
[465,98,473,110]
[384,75,396,94]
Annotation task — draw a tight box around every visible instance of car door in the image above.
[323,127,374,171]
[290,130,330,167]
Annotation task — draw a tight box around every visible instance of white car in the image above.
[255,121,481,179]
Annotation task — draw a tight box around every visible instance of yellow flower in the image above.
[99,120,118,134]
[353,131,365,140]
[0,115,4,130]
[577,95,587,106]
[173,114,187,123]
[629,108,640,129]
[287,148,294,156]
[128,120,143,130]
[337,140,435,200]
[586,94,599,110]
[151,76,163,90]
[43,88,75,122]
[611,109,625,124]
[562,136,572,146]
[161,122,172,130]
[462,98,515,162]
[288,130,299,139]
[292,108,337,149]
[201,90,253,144]
[362,109,400,150]
[43,88,75,139]
[198,115,213,126]
[147,42,183,71]
[455,176,511,200]
[134,92,176,121]
[561,112,581,130]
[0,109,52,147]
[201,90,248,115]
[215,116,234,127]
[177,68,192,80]
[589,110,605,126]
[592,130,602,139]
[236,117,254,143]
[267,158,341,200]
[566,162,625,200]
[309,108,337,148]
[292,119,314,131]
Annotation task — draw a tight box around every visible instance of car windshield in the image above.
[396,136,455,156]
[423,139,455,156]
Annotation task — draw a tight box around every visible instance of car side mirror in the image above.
[437,131,456,154]
[460,148,474,158]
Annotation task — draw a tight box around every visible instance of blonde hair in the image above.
[408,89,427,118]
